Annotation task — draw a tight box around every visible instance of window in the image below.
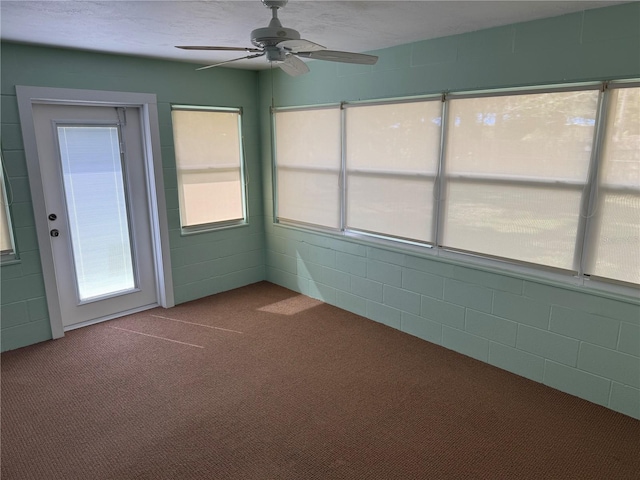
[56,126,135,299]
[273,81,640,288]
[345,100,442,243]
[442,90,599,270]
[585,86,640,284]
[1,154,15,259]
[171,106,246,231]
[274,107,341,229]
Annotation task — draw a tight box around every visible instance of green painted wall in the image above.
[1,3,639,419]
[258,3,640,418]
[0,43,265,351]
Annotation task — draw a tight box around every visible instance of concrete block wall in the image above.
[265,225,640,418]
[259,3,640,419]
[0,43,265,350]
[1,2,638,421]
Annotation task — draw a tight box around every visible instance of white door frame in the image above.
[17,86,174,339]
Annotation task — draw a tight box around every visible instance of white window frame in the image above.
[0,151,17,262]
[272,80,640,295]
[342,96,443,245]
[271,104,343,231]
[440,84,602,274]
[580,82,640,286]
[171,105,249,234]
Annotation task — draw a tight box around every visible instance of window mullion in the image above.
[270,108,279,221]
[238,114,249,222]
[573,83,610,276]
[433,93,449,247]
[340,102,347,232]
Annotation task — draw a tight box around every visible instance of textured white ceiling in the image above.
[0,1,625,70]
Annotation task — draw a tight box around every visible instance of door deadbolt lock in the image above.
[50,229,60,237]
[48,213,57,221]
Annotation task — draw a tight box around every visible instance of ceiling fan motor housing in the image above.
[252,0,299,47]
[251,26,300,48]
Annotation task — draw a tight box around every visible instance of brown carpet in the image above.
[1,281,638,479]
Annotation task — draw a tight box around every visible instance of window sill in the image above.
[1,253,19,266]
[180,219,249,236]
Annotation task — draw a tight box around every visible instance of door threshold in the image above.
[63,303,159,332]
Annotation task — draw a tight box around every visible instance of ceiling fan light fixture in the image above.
[265,46,287,63]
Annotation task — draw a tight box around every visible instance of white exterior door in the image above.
[31,103,158,328]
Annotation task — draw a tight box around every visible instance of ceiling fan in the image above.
[176,0,378,76]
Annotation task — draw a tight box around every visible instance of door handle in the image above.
[50,229,60,237]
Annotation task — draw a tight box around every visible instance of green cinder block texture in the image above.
[516,325,580,367]
[383,285,421,316]
[489,342,545,382]
[465,310,518,347]
[401,312,442,345]
[366,301,401,329]
[442,326,489,362]
[543,360,611,407]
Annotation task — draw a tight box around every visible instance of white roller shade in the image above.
[275,108,341,229]
[0,178,12,254]
[586,87,640,284]
[442,90,599,269]
[346,101,441,242]
[172,109,244,227]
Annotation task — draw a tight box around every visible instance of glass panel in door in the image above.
[56,125,136,301]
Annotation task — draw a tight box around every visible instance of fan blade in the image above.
[176,46,262,52]
[278,54,310,77]
[296,50,378,65]
[196,52,265,71]
[277,39,325,53]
